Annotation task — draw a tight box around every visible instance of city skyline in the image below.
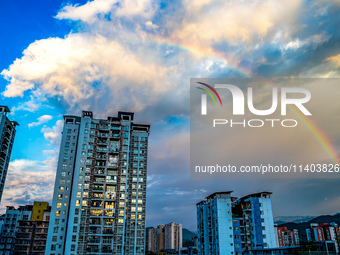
[1,0,340,232]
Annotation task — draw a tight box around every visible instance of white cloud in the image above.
[0,159,56,213]
[1,33,169,112]
[28,115,53,128]
[326,53,340,68]
[41,120,63,147]
[281,33,331,52]
[55,0,156,23]
[167,0,303,52]
[55,0,116,23]
[145,20,158,30]
[115,0,155,19]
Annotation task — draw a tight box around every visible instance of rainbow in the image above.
[153,35,339,164]
[289,105,340,165]
[150,36,252,77]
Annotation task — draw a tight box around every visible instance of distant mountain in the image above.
[274,216,317,225]
[278,213,340,240]
[183,228,196,240]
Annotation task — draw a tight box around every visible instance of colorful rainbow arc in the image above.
[160,35,339,164]
[289,105,340,165]
[196,82,223,106]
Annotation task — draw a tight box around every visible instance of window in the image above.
[59,187,64,192]
[56,211,61,217]
[52,236,57,242]
[73,226,77,233]
[76,200,80,206]
[72,235,77,242]
[53,227,58,233]
[60,179,65,185]
[51,244,56,251]
[57,203,62,209]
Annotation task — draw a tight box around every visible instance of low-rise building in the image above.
[0,201,50,255]
[275,226,299,247]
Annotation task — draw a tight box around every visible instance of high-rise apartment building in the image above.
[197,191,276,255]
[147,222,182,253]
[45,111,150,255]
[0,105,18,202]
[164,222,182,251]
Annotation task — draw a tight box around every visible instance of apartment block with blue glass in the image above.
[196,191,276,255]
[45,111,150,255]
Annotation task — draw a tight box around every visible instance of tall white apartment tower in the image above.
[45,111,150,255]
[0,105,18,203]
[164,222,182,251]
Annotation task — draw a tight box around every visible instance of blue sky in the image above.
[1,0,340,231]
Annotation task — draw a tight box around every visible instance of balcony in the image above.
[96,147,108,152]
[88,238,101,244]
[97,139,108,145]
[111,133,120,139]
[103,229,113,235]
[99,126,109,131]
[94,169,106,175]
[87,247,100,253]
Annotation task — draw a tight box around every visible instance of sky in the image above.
[1,0,340,231]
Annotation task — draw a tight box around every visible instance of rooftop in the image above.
[0,106,10,113]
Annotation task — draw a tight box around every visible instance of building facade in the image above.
[306,222,340,253]
[45,111,150,255]
[275,226,299,247]
[0,206,22,254]
[196,191,276,255]
[0,202,50,255]
[164,222,182,251]
[147,222,182,253]
[0,105,18,202]
[14,202,51,255]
